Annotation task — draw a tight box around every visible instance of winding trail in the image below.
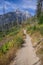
[10,30,40,65]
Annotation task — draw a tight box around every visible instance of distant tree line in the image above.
[0,11,26,36]
[0,18,17,37]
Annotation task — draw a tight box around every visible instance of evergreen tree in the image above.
[37,0,43,24]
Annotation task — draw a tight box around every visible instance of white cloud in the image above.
[0,0,37,10]
[22,0,37,10]
[0,6,3,9]
[0,1,18,10]
[5,1,18,10]
[22,4,36,10]
[0,0,37,15]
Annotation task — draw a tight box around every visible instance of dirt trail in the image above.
[10,30,40,65]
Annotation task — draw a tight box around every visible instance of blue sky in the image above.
[0,0,37,15]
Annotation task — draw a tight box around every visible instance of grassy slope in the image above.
[27,24,43,64]
[0,26,20,41]
[0,26,24,65]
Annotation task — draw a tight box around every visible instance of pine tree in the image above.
[37,0,43,24]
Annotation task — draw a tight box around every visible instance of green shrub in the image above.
[0,44,8,54]
[39,25,43,35]
[0,40,14,54]
[14,35,24,48]
[0,26,20,41]
[33,25,36,30]
[0,30,24,54]
[38,15,43,24]
[27,26,31,31]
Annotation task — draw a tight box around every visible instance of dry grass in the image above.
[31,31,42,45]
[0,29,24,65]
[30,30,43,65]
[0,47,17,65]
